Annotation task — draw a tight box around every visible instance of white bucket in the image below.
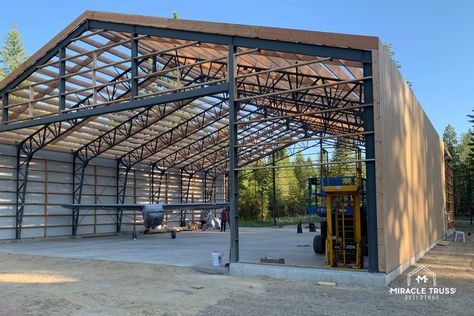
[211,251,223,267]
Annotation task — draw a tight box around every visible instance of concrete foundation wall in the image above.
[374,43,446,273]
[230,262,388,287]
[0,144,225,240]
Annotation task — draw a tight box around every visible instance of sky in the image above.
[0,0,472,136]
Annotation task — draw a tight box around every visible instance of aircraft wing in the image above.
[62,202,228,210]
[62,202,228,232]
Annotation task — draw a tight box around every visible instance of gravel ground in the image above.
[0,232,472,316]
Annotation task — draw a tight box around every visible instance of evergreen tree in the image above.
[443,124,458,160]
[287,153,304,216]
[287,152,315,216]
[329,139,355,177]
[239,158,271,221]
[252,164,271,221]
[444,124,460,214]
[456,131,473,216]
[273,149,292,217]
[0,24,26,79]
[468,109,474,170]
[383,41,412,87]
[467,109,474,222]
[383,42,401,69]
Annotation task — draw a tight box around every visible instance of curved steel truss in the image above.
[0,12,377,272]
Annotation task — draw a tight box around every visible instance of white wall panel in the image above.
[0,143,225,239]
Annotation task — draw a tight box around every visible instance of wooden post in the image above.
[165,173,169,203]
[29,85,34,116]
[92,52,97,105]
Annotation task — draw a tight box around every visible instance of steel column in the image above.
[150,167,165,204]
[71,153,87,235]
[271,152,277,226]
[15,118,83,238]
[116,159,126,232]
[228,43,239,263]
[363,51,378,272]
[15,146,32,239]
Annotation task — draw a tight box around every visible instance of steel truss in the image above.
[69,38,228,233]
[1,17,377,272]
[15,118,85,238]
[115,98,227,206]
[71,96,200,234]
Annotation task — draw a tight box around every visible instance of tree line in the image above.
[442,112,474,217]
[238,140,358,221]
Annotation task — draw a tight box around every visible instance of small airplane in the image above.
[62,202,228,239]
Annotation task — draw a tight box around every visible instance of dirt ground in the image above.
[0,231,473,316]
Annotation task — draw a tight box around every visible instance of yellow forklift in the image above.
[307,156,366,269]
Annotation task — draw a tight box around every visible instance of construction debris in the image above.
[317,281,337,286]
[260,257,285,264]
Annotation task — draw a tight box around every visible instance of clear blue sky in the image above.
[1,0,472,136]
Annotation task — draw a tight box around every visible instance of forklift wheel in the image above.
[313,235,325,254]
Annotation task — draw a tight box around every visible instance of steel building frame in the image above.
[0,12,378,272]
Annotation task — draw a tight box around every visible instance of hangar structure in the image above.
[0,11,453,277]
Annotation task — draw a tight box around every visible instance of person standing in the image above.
[220,208,228,232]
[200,210,207,231]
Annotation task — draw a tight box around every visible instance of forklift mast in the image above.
[307,146,367,269]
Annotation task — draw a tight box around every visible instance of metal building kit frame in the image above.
[0,11,449,275]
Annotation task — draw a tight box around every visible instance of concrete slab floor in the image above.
[0,226,326,268]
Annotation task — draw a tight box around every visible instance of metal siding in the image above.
[0,144,225,239]
[376,43,445,273]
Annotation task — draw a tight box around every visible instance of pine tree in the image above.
[329,139,355,177]
[273,149,292,217]
[382,42,401,69]
[468,109,474,169]
[383,41,412,87]
[172,12,180,19]
[456,131,473,216]
[238,157,271,221]
[287,152,315,216]
[0,24,26,79]
[467,109,474,222]
[443,124,458,160]
[252,163,270,222]
[444,124,461,215]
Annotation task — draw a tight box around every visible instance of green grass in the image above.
[239,215,321,227]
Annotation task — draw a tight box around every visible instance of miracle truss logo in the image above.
[389,265,457,300]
